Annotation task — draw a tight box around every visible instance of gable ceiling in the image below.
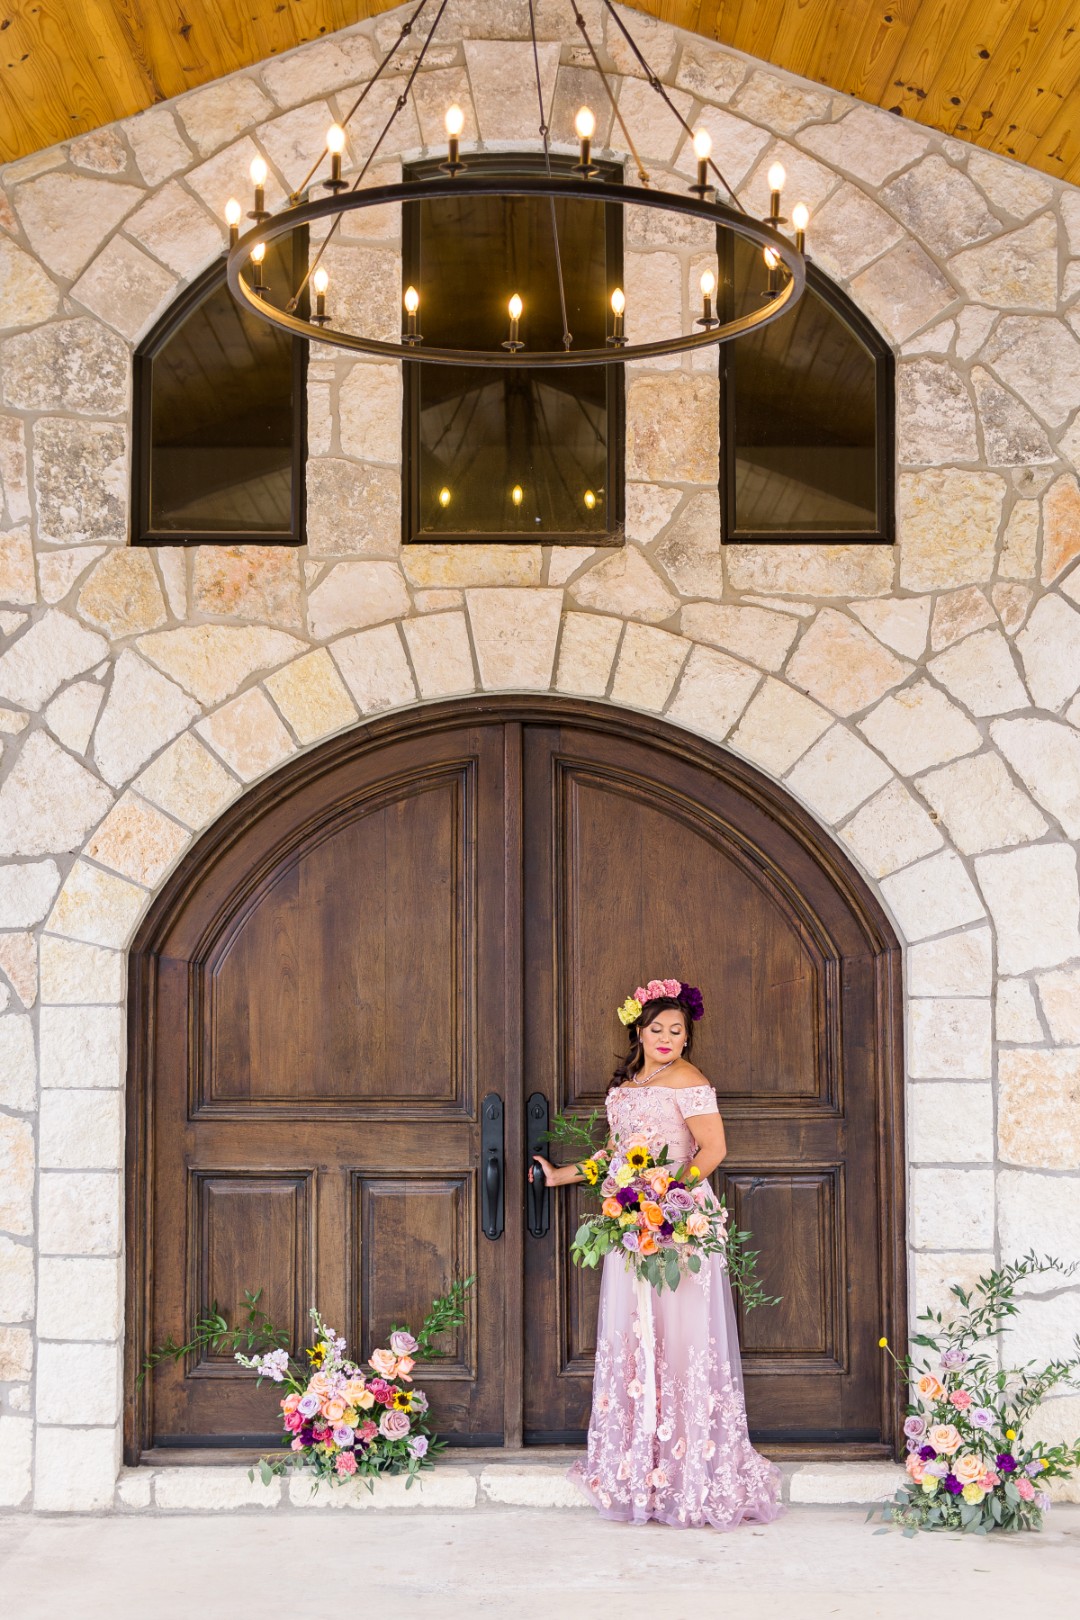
[1,0,1078,186]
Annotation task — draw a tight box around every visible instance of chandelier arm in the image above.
[229,176,806,365]
[600,0,744,211]
[569,0,649,186]
[286,0,452,313]
[288,0,435,203]
[528,0,573,351]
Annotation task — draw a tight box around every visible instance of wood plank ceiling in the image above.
[1,0,1078,186]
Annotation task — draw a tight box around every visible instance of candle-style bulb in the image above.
[511,484,524,507]
[700,269,716,298]
[250,242,266,264]
[767,162,786,193]
[608,285,626,347]
[610,287,625,316]
[326,124,346,155]
[574,106,596,141]
[508,294,523,321]
[250,156,268,187]
[763,247,779,270]
[438,486,452,508]
[692,127,712,161]
[404,285,420,315]
[311,265,329,324]
[445,104,465,138]
[249,155,269,221]
[583,489,597,511]
[792,202,809,232]
[225,198,242,226]
[250,241,267,297]
[696,267,719,330]
[313,267,329,295]
[403,285,422,345]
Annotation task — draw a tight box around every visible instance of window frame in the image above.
[131,235,309,548]
[400,152,625,548]
[717,233,895,547]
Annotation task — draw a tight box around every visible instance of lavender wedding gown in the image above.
[567,1082,784,1530]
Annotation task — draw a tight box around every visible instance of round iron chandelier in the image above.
[223,0,811,367]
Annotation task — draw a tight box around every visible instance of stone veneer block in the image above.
[927,629,1030,718]
[0,610,108,712]
[339,363,403,466]
[0,1115,34,1234]
[570,548,680,624]
[783,724,894,823]
[46,860,146,949]
[0,932,35,1006]
[841,780,943,878]
[654,492,724,599]
[37,1340,122,1426]
[0,1014,35,1109]
[39,1004,125,1090]
[39,1088,124,1170]
[554,613,622,697]
[896,358,978,466]
[34,1426,121,1513]
[857,680,981,776]
[0,731,114,858]
[12,172,141,279]
[401,612,476,700]
[995,977,1044,1044]
[982,316,1080,432]
[93,650,203,789]
[849,240,955,346]
[0,1235,34,1322]
[0,238,60,330]
[998,1049,1080,1169]
[307,561,410,640]
[975,844,1080,973]
[0,529,36,606]
[908,998,992,1079]
[462,41,560,143]
[38,1170,122,1255]
[546,548,597,589]
[263,649,359,745]
[176,75,272,155]
[727,679,832,777]
[287,1468,477,1510]
[155,1466,282,1511]
[196,688,297,783]
[134,733,241,831]
[1015,594,1080,712]
[785,610,912,717]
[39,936,125,1006]
[84,792,190,888]
[911,1249,996,1318]
[466,589,563,691]
[665,645,760,744]
[879,850,986,941]
[306,459,400,556]
[1034,967,1080,1043]
[1041,475,1080,585]
[897,470,1007,591]
[402,545,542,589]
[911,1166,995,1249]
[33,418,128,550]
[906,927,993,997]
[680,602,798,672]
[330,624,417,715]
[0,1415,32,1508]
[137,625,307,707]
[259,31,378,107]
[914,752,1048,854]
[788,1462,905,1505]
[45,681,106,755]
[71,235,179,343]
[0,859,61,927]
[191,545,303,627]
[725,543,893,598]
[997,1170,1080,1289]
[610,623,690,713]
[625,373,719,484]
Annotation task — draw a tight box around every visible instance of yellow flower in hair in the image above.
[617,996,642,1026]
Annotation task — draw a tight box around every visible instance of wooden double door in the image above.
[126,700,905,1461]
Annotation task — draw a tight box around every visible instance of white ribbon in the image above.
[634,1268,658,1436]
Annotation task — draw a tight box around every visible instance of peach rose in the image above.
[281,1393,301,1414]
[638,1231,659,1255]
[354,1388,375,1410]
[685,1211,710,1238]
[308,1373,332,1396]
[323,1398,346,1423]
[917,1373,944,1403]
[369,1347,398,1378]
[602,1197,623,1218]
[953,1453,983,1484]
[905,1453,925,1483]
[395,1355,415,1382]
[644,1170,671,1196]
[928,1423,962,1455]
[342,1379,367,1405]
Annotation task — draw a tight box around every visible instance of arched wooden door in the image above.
[126,698,905,1463]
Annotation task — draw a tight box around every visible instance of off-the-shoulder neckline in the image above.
[614,1082,714,1094]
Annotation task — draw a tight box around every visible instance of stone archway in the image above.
[124,693,905,1464]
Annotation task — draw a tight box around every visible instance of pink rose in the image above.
[979,1471,999,1489]
[389,1331,418,1356]
[379,1409,410,1440]
[290,1437,305,1451]
[281,1393,301,1414]
[949,1389,973,1411]
[369,1348,398,1379]
[283,1411,303,1432]
[1017,1477,1035,1501]
[358,1419,378,1443]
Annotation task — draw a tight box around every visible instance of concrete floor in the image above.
[1,1505,1077,1619]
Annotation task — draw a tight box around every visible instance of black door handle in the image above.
[526,1092,549,1238]
[481,1092,504,1240]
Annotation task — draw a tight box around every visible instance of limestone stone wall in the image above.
[1,1,1080,1511]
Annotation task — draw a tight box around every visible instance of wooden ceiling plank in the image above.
[912,0,1018,138]
[766,0,852,90]
[869,0,982,123]
[973,1,1080,153]
[938,0,1066,150]
[0,0,150,159]
[812,0,922,107]
[713,0,789,68]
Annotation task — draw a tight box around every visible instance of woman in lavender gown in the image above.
[531,978,783,1531]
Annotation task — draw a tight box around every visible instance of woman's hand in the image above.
[531,1154,569,1188]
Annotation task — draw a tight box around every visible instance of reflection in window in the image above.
[134,233,307,543]
[403,158,623,544]
[720,233,892,542]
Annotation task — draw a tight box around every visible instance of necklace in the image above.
[630,1056,679,1088]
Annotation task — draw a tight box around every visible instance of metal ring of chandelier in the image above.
[225,176,807,369]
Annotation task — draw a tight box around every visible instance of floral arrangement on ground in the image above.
[874,1252,1080,1535]
[139,1278,473,1492]
[548,1109,779,1305]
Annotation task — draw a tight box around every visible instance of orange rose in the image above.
[928,1423,962,1455]
[644,1170,671,1196]
[638,1232,659,1256]
[916,1373,944,1403]
[602,1197,623,1218]
[395,1355,415,1382]
[640,1200,665,1229]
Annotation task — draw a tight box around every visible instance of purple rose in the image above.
[621,1231,640,1252]
[408,1390,429,1414]
[970,1408,994,1429]
[601,1177,618,1197]
[379,1409,411,1440]
[664,1187,696,1215]
[389,1330,418,1356]
[332,1423,355,1447]
[903,1415,926,1439]
[407,1434,429,1458]
[925,1460,948,1479]
[940,1347,969,1370]
[905,1438,920,1454]
[944,1475,963,1495]
[996,1453,1016,1473]
[918,1444,937,1461]
[298,1393,320,1418]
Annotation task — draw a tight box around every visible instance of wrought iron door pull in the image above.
[526,1091,550,1238]
[481,1092,504,1240]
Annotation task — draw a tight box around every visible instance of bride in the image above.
[530,977,784,1530]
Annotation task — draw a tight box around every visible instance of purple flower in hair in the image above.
[678,983,704,1021]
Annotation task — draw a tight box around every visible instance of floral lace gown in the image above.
[567,1082,784,1530]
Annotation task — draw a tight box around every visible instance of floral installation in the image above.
[139,1279,473,1493]
[872,1253,1080,1535]
[617,978,705,1027]
[546,1111,778,1306]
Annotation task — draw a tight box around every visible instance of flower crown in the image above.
[617,978,705,1027]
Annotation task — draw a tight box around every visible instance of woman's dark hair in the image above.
[609,997,694,1091]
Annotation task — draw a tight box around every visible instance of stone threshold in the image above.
[112,1454,905,1513]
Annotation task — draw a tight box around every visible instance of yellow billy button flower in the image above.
[688,1166,701,1181]
[618,996,642,1026]
[618,1212,637,1226]
[1006,1428,1016,1440]
[878,1337,888,1348]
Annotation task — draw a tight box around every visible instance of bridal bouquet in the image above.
[139,1278,473,1493]
[873,1253,1080,1535]
[562,1124,777,1304]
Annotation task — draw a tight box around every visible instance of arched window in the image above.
[719,233,893,544]
[132,233,307,545]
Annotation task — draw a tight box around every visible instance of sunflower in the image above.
[391,1389,411,1411]
[626,1145,650,1171]
[581,1158,600,1185]
[306,1341,327,1367]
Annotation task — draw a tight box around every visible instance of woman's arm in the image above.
[682,1109,727,1179]
[531,1133,612,1189]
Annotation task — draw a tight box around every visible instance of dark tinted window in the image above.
[720,233,891,542]
[403,159,623,543]
[135,233,306,543]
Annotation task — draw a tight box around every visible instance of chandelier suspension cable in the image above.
[528,0,573,351]
[600,0,743,210]
[286,0,434,205]
[286,0,451,312]
[568,0,650,187]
